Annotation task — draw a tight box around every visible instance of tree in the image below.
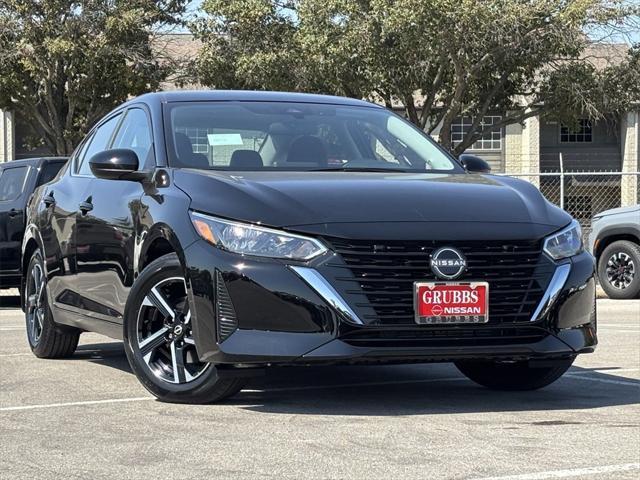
[192,0,640,154]
[0,0,187,155]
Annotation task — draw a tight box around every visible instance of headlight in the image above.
[190,211,328,261]
[543,219,583,260]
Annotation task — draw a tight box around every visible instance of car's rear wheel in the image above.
[454,357,574,391]
[598,240,640,299]
[25,249,80,358]
[123,253,246,404]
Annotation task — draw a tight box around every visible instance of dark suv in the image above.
[23,91,597,404]
[0,157,67,290]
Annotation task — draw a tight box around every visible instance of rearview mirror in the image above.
[459,154,491,174]
[89,149,146,181]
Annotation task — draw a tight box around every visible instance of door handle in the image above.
[79,201,93,215]
[43,192,55,207]
[8,208,21,217]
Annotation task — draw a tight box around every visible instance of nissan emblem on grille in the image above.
[430,247,467,280]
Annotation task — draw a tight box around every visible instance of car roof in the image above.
[123,90,381,109]
[0,157,68,169]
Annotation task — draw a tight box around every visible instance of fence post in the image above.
[559,152,565,209]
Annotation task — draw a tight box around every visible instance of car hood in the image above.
[595,204,640,218]
[175,170,571,240]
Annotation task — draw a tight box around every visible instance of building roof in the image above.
[152,34,203,90]
[151,35,635,107]
[580,42,631,70]
[153,33,202,60]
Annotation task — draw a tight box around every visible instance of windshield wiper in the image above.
[308,167,410,173]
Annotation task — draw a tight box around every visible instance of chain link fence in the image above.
[502,170,639,240]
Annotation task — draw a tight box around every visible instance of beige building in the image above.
[0,109,14,164]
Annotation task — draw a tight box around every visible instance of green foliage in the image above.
[192,1,300,91]
[192,0,640,154]
[0,0,187,154]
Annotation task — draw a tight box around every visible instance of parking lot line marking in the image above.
[570,368,638,376]
[573,368,639,374]
[470,462,640,480]
[598,323,640,327]
[0,368,637,413]
[597,329,640,333]
[563,375,639,386]
[0,379,466,412]
[0,327,24,331]
[0,353,31,357]
[0,397,153,413]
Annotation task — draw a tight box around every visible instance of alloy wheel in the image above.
[605,252,635,290]
[136,277,209,384]
[26,262,45,345]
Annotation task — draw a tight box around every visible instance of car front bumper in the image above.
[183,240,597,366]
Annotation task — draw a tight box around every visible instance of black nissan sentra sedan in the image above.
[22,91,597,403]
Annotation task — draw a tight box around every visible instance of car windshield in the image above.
[165,101,461,172]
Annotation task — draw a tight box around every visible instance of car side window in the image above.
[112,108,154,168]
[73,134,93,170]
[0,166,29,201]
[36,162,66,187]
[77,113,122,176]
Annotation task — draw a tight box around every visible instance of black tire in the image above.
[455,357,574,391]
[597,240,640,299]
[24,249,80,358]
[123,253,245,404]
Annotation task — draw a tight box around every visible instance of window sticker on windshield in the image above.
[207,133,244,146]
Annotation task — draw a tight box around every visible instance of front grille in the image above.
[323,238,555,326]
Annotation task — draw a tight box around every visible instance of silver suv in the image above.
[588,205,640,299]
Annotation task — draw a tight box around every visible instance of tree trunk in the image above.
[437,54,466,153]
[404,95,419,126]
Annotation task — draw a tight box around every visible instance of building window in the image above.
[451,116,502,151]
[175,127,267,166]
[560,119,592,143]
[175,127,210,154]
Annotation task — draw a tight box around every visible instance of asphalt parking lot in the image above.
[0,297,638,480]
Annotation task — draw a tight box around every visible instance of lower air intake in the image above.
[216,270,238,342]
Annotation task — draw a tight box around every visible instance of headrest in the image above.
[230,150,263,170]
[174,132,194,155]
[286,136,328,167]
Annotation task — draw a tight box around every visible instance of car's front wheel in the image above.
[454,357,574,391]
[123,253,246,403]
[598,240,640,299]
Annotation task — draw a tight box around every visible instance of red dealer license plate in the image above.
[414,282,489,325]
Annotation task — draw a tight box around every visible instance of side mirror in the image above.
[89,149,146,181]
[459,154,491,174]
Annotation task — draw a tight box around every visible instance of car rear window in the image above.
[0,166,29,201]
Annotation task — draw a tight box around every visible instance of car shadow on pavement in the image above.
[72,342,132,373]
[0,295,21,309]
[232,364,640,416]
[68,341,640,415]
